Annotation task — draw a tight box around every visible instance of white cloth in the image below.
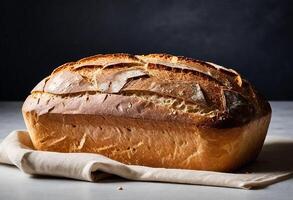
[0,130,292,189]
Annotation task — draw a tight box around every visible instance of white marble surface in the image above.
[0,101,292,200]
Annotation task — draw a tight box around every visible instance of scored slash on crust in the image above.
[26,53,270,128]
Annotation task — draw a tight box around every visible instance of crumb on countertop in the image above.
[117,186,123,190]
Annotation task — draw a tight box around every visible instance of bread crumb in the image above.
[117,186,123,190]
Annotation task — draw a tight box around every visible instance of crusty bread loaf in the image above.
[22,53,271,172]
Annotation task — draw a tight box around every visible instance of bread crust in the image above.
[22,53,271,172]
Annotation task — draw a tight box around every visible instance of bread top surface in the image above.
[23,53,271,128]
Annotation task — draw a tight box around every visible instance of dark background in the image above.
[0,0,292,101]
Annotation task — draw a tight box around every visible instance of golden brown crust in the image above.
[22,53,272,172]
[23,109,271,172]
[26,53,270,128]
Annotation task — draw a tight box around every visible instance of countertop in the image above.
[0,101,292,200]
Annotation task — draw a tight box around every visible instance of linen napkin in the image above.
[0,130,292,189]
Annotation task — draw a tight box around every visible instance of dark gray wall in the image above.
[0,0,292,100]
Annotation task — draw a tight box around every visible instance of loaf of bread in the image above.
[22,53,271,172]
